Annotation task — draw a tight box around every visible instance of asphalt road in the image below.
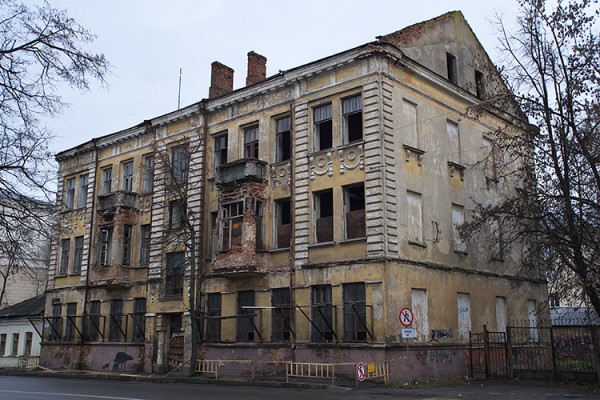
[0,375,599,400]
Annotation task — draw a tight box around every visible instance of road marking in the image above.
[0,389,144,400]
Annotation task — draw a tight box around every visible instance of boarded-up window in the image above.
[206,293,221,342]
[132,298,146,342]
[402,100,418,148]
[314,190,333,243]
[109,299,123,342]
[447,120,461,164]
[237,291,255,342]
[411,288,429,342]
[344,184,365,239]
[311,285,333,342]
[457,293,471,342]
[343,283,367,342]
[64,302,77,342]
[84,300,100,342]
[271,288,291,342]
[496,296,508,333]
[407,191,423,243]
[452,204,466,253]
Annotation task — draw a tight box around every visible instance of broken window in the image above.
[122,161,133,192]
[64,178,75,210]
[214,133,228,167]
[23,332,33,355]
[99,227,113,266]
[313,104,332,151]
[169,199,185,230]
[11,333,19,355]
[142,155,155,194]
[109,299,124,342]
[452,204,466,253]
[0,334,5,356]
[132,298,146,342]
[101,167,112,195]
[314,189,333,243]
[272,288,292,342]
[275,198,291,248]
[165,252,185,298]
[73,236,83,274]
[344,184,365,239]
[254,200,264,250]
[446,52,457,84]
[78,174,89,208]
[221,201,243,251]
[276,116,291,162]
[244,125,259,159]
[122,224,132,265]
[447,120,461,164]
[237,290,256,342]
[59,238,70,275]
[139,224,151,266]
[171,145,189,187]
[64,302,77,342]
[475,70,484,98]
[311,285,333,342]
[343,95,363,143]
[343,283,367,342]
[406,191,423,243]
[205,293,221,342]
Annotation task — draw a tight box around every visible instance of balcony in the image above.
[216,158,267,186]
[97,191,138,211]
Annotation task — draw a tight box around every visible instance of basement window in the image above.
[343,184,366,240]
[275,198,291,248]
[313,104,332,151]
[221,201,243,251]
[311,285,333,342]
[343,283,367,342]
[244,125,259,159]
[314,189,333,243]
[276,116,291,162]
[343,95,363,143]
[447,52,457,84]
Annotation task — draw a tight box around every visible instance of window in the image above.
[343,184,365,239]
[311,285,333,342]
[272,288,291,342]
[447,120,461,164]
[139,224,151,266]
[122,224,132,265]
[313,104,332,151]
[314,189,333,243]
[73,236,84,274]
[50,302,62,341]
[109,299,123,342]
[446,52,457,84]
[78,174,89,208]
[475,70,484,98]
[24,332,33,355]
[275,199,291,248]
[165,252,185,298]
[101,167,112,195]
[84,300,100,342]
[11,333,19,355]
[402,99,419,148]
[59,238,70,275]
[276,117,291,162]
[205,293,221,342]
[342,95,362,143]
[254,200,264,250]
[214,134,228,167]
[64,178,75,210]
[171,145,189,187]
[221,201,243,251]
[169,199,185,230]
[452,204,466,253]
[99,227,113,267]
[407,191,423,243]
[132,298,146,342]
[65,302,77,342]
[122,161,133,192]
[457,293,471,341]
[343,283,367,342]
[0,333,6,356]
[142,155,155,193]
[411,288,429,342]
[237,290,255,342]
[243,125,259,158]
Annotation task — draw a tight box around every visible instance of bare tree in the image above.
[466,0,600,317]
[0,0,108,302]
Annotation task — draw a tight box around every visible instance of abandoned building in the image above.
[41,11,548,382]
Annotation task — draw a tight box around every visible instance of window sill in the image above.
[269,247,291,254]
[408,240,427,248]
[340,237,366,244]
[338,140,365,150]
[454,250,468,255]
[308,241,336,249]
[308,148,333,158]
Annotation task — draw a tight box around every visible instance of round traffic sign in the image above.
[399,307,414,327]
[356,362,366,381]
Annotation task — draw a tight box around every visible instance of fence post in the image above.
[506,326,514,380]
[483,324,489,380]
[591,326,600,384]
[549,326,558,380]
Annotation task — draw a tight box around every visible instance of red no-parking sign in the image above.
[399,307,414,327]
[356,362,366,381]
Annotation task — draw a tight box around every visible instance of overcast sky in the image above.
[44,0,519,155]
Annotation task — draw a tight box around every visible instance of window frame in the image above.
[313,103,333,152]
[271,287,292,342]
[214,133,228,167]
[78,174,89,208]
[342,95,363,144]
[275,116,291,162]
[99,227,113,267]
[311,285,333,342]
[122,224,133,265]
[122,160,134,192]
[0,333,6,356]
[64,177,75,210]
[139,224,151,266]
[243,125,259,159]
[64,302,77,342]
[171,145,189,188]
[142,155,155,194]
[274,198,291,249]
[132,298,146,342]
[237,290,256,342]
[59,238,70,276]
[165,252,185,298]
[343,183,366,240]
[109,299,124,342]
[220,201,244,251]
[343,282,367,342]
[73,235,84,274]
[169,199,186,230]
[313,189,334,243]
[452,204,467,253]
[11,333,19,355]
[101,167,112,195]
[205,293,222,342]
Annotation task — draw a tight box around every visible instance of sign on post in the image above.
[402,328,416,339]
[399,307,414,327]
[356,362,366,382]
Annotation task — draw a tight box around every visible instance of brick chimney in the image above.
[246,51,267,86]
[209,61,234,98]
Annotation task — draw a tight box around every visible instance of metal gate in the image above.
[470,326,508,379]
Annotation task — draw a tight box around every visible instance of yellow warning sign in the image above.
[367,363,375,373]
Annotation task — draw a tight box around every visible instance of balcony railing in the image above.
[216,158,267,186]
[97,191,137,211]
